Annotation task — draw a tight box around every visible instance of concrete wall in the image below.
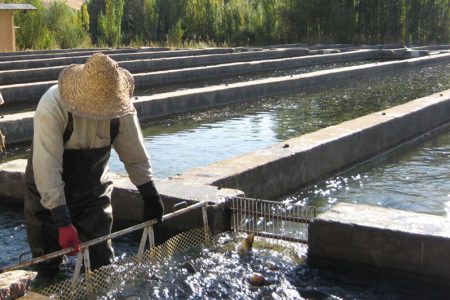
[0,48,312,85]
[174,90,450,199]
[0,47,169,61]
[0,48,236,70]
[1,50,444,111]
[1,52,449,145]
[308,203,450,286]
[0,11,14,52]
[2,90,450,220]
[0,159,243,231]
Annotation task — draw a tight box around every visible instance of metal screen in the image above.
[227,197,316,244]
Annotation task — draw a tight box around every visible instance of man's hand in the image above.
[58,224,80,256]
[143,193,164,222]
[138,181,164,222]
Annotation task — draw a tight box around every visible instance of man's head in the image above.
[58,53,135,120]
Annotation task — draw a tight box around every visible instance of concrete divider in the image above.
[0,159,243,227]
[0,47,158,62]
[308,203,450,286]
[1,53,449,145]
[2,92,450,272]
[1,49,437,105]
[2,90,450,217]
[0,48,237,70]
[0,48,311,85]
[174,89,450,199]
[0,47,110,58]
[0,111,34,144]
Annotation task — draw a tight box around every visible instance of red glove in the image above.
[58,224,80,256]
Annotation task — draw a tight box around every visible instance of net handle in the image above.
[0,201,208,274]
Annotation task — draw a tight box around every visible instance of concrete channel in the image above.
[0,47,169,62]
[2,52,448,145]
[0,48,429,105]
[308,203,450,287]
[1,47,450,288]
[0,47,238,70]
[6,90,450,288]
[0,48,311,85]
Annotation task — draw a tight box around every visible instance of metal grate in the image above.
[227,197,316,244]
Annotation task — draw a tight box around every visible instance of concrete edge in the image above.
[3,52,448,145]
[0,159,244,226]
[174,89,450,199]
[308,203,450,286]
[0,48,434,103]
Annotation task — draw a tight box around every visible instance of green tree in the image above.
[87,0,105,44]
[157,0,185,40]
[46,1,87,48]
[144,0,159,41]
[80,1,90,32]
[122,0,158,45]
[12,0,49,49]
[97,0,124,46]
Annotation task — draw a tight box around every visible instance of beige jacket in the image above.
[33,85,153,210]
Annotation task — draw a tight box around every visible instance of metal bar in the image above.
[83,248,91,278]
[228,208,312,224]
[72,251,84,285]
[232,198,236,232]
[226,196,306,207]
[0,202,207,273]
[137,226,149,262]
[84,248,93,296]
[239,230,308,244]
[202,204,209,243]
[148,225,155,249]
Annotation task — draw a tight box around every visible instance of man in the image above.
[24,53,164,272]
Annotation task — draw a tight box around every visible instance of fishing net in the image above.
[38,227,213,300]
[29,197,315,299]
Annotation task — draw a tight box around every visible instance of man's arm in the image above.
[113,113,164,222]
[33,86,80,254]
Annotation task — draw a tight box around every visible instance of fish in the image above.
[248,272,270,286]
[180,261,196,274]
[237,233,254,257]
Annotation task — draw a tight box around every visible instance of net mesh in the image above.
[32,197,315,299]
[38,227,212,300]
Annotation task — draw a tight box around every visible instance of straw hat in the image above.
[58,53,135,119]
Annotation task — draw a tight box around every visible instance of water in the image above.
[108,63,450,179]
[283,125,450,218]
[0,206,136,270]
[1,63,450,298]
[4,134,450,299]
[5,64,449,178]
[93,233,305,300]
[0,204,28,268]
[137,60,374,95]
[32,232,450,299]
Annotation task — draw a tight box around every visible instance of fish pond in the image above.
[2,219,448,299]
[109,62,450,179]
[1,62,450,298]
